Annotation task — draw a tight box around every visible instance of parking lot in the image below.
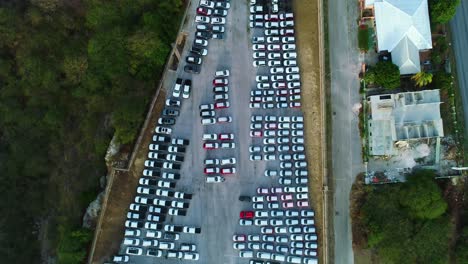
[111,0,319,263]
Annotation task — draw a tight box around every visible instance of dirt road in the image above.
[293,0,327,263]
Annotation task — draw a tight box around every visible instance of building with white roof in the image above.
[364,0,432,75]
[367,90,444,156]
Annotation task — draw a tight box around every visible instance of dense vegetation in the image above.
[353,171,452,263]
[364,61,400,89]
[429,0,461,24]
[0,0,183,263]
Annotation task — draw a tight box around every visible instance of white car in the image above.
[155,126,172,134]
[215,70,230,77]
[195,15,210,23]
[280,20,294,27]
[194,38,208,47]
[253,44,266,51]
[200,0,215,8]
[283,52,297,59]
[268,60,282,67]
[239,219,254,226]
[268,53,282,60]
[288,81,301,88]
[239,250,254,258]
[265,29,280,36]
[287,74,300,81]
[284,60,297,67]
[286,66,300,74]
[253,60,267,67]
[211,17,226,24]
[256,75,269,82]
[282,36,296,43]
[253,52,266,59]
[270,67,284,74]
[206,176,225,183]
[267,36,281,43]
[221,158,236,165]
[255,210,269,217]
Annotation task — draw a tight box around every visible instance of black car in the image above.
[164,233,178,240]
[196,30,212,39]
[162,108,179,116]
[184,64,201,74]
[239,195,252,202]
[149,144,168,151]
[213,33,224,39]
[158,117,176,125]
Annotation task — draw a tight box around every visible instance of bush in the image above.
[358,25,370,52]
[57,225,93,264]
[429,0,460,24]
[364,61,400,89]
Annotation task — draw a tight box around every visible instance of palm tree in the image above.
[411,71,433,88]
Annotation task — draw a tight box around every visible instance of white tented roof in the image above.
[371,0,432,74]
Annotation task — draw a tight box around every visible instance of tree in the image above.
[364,61,400,89]
[433,71,453,90]
[429,0,460,24]
[399,170,447,219]
[411,71,433,88]
[456,227,468,263]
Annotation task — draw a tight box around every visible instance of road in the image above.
[328,0,364,263]
[450,0,468,138]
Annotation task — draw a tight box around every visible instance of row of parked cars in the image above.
[249,8,303,109]
[199,69,237,183]
[185,0,231,74]
[111,78,202,261]
[248,116,306,162]
[234,185,317,264]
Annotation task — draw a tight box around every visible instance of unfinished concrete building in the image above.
[367,90,444,156]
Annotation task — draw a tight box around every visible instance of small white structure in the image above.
[365,0,433,75]
[367,90,444,156]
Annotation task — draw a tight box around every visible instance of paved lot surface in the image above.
[451,1,468,137]
[328,0,364,263]
[110,0,321,263]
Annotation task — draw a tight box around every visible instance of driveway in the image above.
[328,0,365,263]
[450,1,468,140]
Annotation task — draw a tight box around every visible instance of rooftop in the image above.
[368,90,444,156]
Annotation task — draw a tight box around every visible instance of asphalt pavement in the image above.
[450,0,468,140]
[328,0,365,263]
[118,0,315,263]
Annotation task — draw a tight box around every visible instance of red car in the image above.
[221,168,236,174]
[264,14,279,21]
[215,101,230,109]
[197,7,213,16]
[203,142,219,149]
[250,130,262,137]
[204,167,220,174]
[213,78,228,86]
[240,211,254,219]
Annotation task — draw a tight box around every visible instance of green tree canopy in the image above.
[364,61,400,89]
[429,0,461,24]
[399,170,447,219]
[359,170,451,263]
